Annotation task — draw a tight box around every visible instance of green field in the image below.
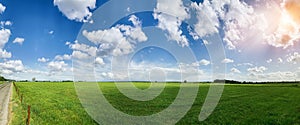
[11,82,300,124]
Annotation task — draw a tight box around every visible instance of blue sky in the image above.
[0,0,300,81]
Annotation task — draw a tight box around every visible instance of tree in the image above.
[32,77,36,82]
[0,75,7,81]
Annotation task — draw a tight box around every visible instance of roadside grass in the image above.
[11,82,300,124]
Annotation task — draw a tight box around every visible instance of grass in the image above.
[11,82,300,124]
[11,82,97,125]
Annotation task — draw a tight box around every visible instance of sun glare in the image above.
[278,11,296,34]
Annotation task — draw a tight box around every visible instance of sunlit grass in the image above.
[11,82,300,124]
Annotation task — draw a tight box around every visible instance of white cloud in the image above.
[95,57,105,65]
[54,54,71,61]
[236,63,254,67]
[49,30,54,34]
[190,0,260,50]
[0,28,12,59]
[0,28,11,49]
[117,15,148,42]
[37,57,49,63]
[53,0,96,22]
[125,61,206,81]
[68,40,97,57]
[278,57,283,63]
[126,7,131,12]
[231,68,241,73]
[0,21,12,26]
[0,60,24,75]
[248,71,298,82]
[0,3,5,14]
[192,59,211,66]
[191,1,220,37]
[247,66,267,73]
[0,49,11,58]
[222,0,256,50]
[101,72,114,79]
[203,40,210,45]
[13,37,25,45]
[47,61,68,72]
[82,15,147,56]
[287,52,300,64]
[72,51,89,59]
[153,0,189,47]
[267,59,272,63]
[222,58,234,63]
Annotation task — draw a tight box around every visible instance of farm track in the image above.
[0,82,12,125]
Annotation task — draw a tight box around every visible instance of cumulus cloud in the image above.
[0,28,11,49]
[101,72,114,79]
[49,30,54,35]
[278,57,283,63]
[247,66,267,73]
[53,0,96,22]
[191,1,219,37]
[153,0,189,47]
[192,59,211,66]
[125,61,205,81]
[231,68,241,73]
[190,0,258,50]
[267,59,272,63]
[287,52,300,64]
[47,61,68,72]
[13,37,25,45]
[248,71,297,82]
[37,57,49,63]
[0,28,12,59]
[68,40,97,57]
[0,49,11,59]
[0,21,12,26]
[0,60,24,75]
[95,57,105,65]
[0,3,5,14]
[54,54,71,61]
[222,58,234,63]
[82,15,147,56]
[72,51,90,59]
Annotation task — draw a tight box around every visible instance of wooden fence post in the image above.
[26,105,31,125]
[21,94,23,103]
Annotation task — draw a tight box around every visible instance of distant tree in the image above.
[0,75,7,81]
[32,77,36,82]
[183,80,187,83]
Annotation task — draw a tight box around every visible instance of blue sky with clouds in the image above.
[0,0,300,82]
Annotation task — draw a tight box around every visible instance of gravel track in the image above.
[0,82,12,125]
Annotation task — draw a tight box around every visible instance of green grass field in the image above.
[11,82,300,124]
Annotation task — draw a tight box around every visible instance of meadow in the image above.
[11,82,300,124]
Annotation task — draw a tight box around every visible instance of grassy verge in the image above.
[11,82,300,124]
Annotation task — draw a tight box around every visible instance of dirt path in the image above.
[0,82,12,125]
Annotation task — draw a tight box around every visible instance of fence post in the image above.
[26,105,31,125]
[21,94,23,103]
